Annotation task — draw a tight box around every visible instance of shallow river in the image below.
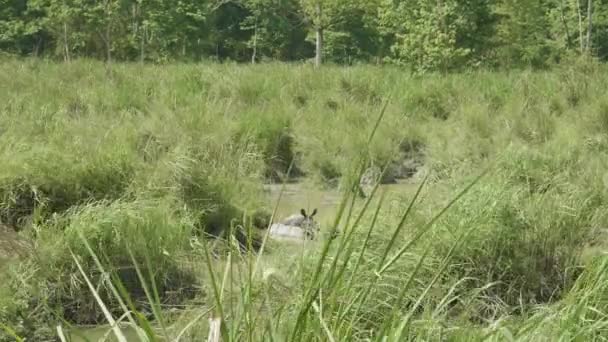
[263,181,418,226]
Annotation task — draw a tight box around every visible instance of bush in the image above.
[0,147,134,230]
[235,112,302,182]
[434,171,601,311]
[1,199,197,331]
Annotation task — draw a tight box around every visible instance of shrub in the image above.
[0,147,134,230]
[1,199,197,331]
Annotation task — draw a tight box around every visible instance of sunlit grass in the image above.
[1,58,608,341]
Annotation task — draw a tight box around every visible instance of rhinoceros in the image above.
[268,208,319,242]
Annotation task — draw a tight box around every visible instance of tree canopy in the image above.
[0,0,606,69]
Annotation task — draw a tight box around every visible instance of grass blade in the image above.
[391,220,479,338]
[56,325,68,342]
[377,174,428,269]
[379,167,489,274]
[289,97,393,340]
[312,301,336,342]
[175,307,214,341]
[0,324,24,342]
[70,250,127,342]
[142,248,172,340]
[126,249,168,338]
[199,238,229,341]
[76,231,148,340]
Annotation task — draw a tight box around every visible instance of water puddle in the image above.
[69,325,141,342]
[263,181,419,226]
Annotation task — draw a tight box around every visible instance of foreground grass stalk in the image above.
[78,231,152,341]
[0,324,24,342]
[334,191,387,337]
[56,325,68,342]
[378,247,432,337]
[312,301,336,342]
[143,249,171,339]
[252,158,297,278]
[324,156,396,292]
[175,307,214,341]
[377,174,428,270]
[379,168,490,274]
[78,233,137,327]
[343,173,429,337]
[200,237,229,341]
[388,220,479,340]
[290,98,391,341]
[70,250,128,342]
[127,249,171,340]
[326,133,424,304]
[108,269,158,341]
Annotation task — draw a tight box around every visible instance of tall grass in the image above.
[1,58,608,341]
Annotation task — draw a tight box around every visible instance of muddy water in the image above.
[70,325,142,342]
[263,183,341,225]
[263,181,419,227]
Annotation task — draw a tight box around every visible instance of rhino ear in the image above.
[310,208,318,217]
[300,208,307,217]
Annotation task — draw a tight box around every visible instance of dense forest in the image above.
[1,0,607,70]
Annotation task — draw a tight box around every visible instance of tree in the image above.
[299,0,383,65]
[0,0,606,64]
[0,0,50,55]
[591,0,608,59]
[28,0,91,61]
[300,0,329,67]
[380,0,494,71]
[493,0,558,68]
[206,1,251,61]
[241,0,309,62]
[322,0,382,64]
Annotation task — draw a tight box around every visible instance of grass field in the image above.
[2,57,608,341]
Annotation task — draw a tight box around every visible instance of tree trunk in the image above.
[559,0,572,47]
[315,2,323,68]
[134,3,144,63]
[576,0,585,53]
[315,28,323,67]
[63,21,70,62]
[586,0,593,53]
[104,0,112,63]
[33,36,44,57]
[105,25,112,62]
[140,26,145,63]
[251,22,258,64]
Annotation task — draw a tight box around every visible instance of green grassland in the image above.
[2,58,608,341]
